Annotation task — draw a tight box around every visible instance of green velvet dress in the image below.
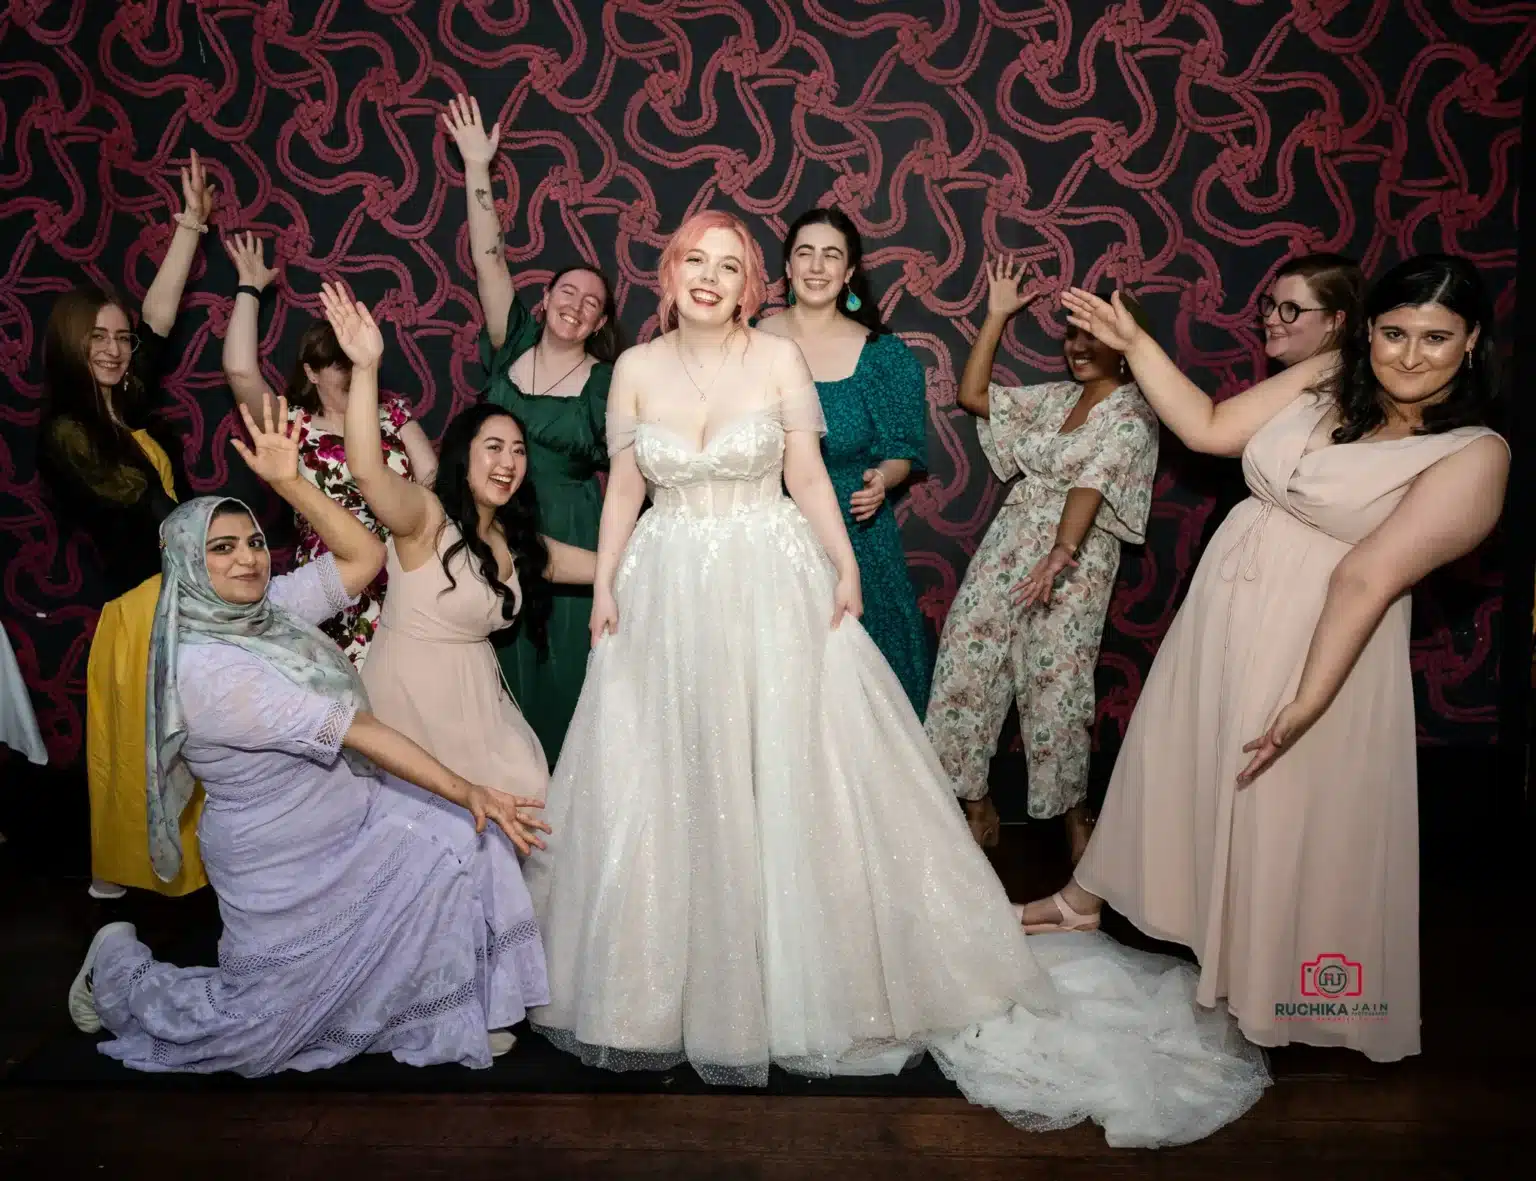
[817,332,933,717]
[479,298,610,766]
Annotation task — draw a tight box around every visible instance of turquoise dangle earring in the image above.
[843,287,862,312]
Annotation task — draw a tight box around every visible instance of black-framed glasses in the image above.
[1257,296,1326,324]
[88,329,140,353]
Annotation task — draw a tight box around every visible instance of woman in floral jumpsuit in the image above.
[925,258,1158,864]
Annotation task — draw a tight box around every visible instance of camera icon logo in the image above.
[1300,953,1363,998]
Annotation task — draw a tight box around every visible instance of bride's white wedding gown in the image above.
[523,346,1269,1148]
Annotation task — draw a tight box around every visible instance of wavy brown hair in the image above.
[39,285,153,469]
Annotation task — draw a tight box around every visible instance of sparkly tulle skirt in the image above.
[524,492,1270,1147]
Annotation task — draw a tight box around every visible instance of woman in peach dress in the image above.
[318,286,595,827]
[1019,255,1507,1063]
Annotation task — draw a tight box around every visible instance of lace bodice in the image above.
[634,413,789,516]
[607,331,827,518]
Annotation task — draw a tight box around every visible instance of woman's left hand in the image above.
[180,149,217,225]
[1237,699,1323,784]
[831,568,863,629]
[463,783,551,856]
[1012,544,1077,608]
[231,394,300,487]
[848,468,887,521]
[318,282,386,370]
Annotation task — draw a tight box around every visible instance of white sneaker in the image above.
[88,879,127,900]
[68,921,137,1033]
[488,1029,517,1058]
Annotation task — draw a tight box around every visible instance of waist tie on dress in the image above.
[1218,500,1274,583]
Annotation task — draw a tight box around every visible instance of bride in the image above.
[523,210,1270,1148]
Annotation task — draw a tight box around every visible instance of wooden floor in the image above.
[1,787,1532,1178]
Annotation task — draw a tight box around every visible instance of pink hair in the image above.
[657,210,767,330]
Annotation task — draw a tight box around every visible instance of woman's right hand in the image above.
[461,783,550,856]
[224,231,278,291]
[589,586,619,645]
[442,93,501,166]
[985,255,1042,320]
[1061,288,1143,353]
[318,282,385,370]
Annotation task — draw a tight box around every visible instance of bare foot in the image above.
[1015,880,1103,928]
[1065,805,1095,865]
[963,796,1000,848]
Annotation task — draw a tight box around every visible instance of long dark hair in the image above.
[280,319,352,414]
[1329,253,1498,443]
[540,263,625,364]
[781,208,890,341]
[433,404,553,650]
[1274,252,1364,352]
[40,285,153,468]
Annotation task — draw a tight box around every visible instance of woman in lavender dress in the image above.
[65,396,551,1075]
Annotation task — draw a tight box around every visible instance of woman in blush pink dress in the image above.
[1019,254,1507,1063]
[318,285,596,810]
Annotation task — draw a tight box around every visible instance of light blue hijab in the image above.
[145,496,374,882]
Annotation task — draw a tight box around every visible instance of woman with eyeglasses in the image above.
[1259,253,1362,366]
[35,151,218,901]
[1018,255,1505,1063]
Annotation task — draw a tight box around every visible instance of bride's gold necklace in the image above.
[675,333,733,401]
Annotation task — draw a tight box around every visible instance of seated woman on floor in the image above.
[66,395,551,1076]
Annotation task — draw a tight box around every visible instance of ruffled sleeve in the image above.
[866,335,928,471]
[976,382,1052,481]
[477,295,541,402]
[1075,392,1160,544]
[775,338,826,435]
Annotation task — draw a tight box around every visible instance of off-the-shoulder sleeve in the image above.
[267,553,357,627]
[1075,396,1160,545]
[179,648,355,766]
[605,351,641,457]
[775,339,826,435]
[976,382,1051,481]
[866,335,928,471]
[477,296,540,397]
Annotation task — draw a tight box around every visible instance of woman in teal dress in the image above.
[757,208,932,715]
[443,94,624,763]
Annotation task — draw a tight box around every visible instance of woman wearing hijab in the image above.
[66,396,551,1075]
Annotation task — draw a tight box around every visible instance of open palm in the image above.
[318,282,385,368]
[985,255,1041,318]
[231,394,299,487]
[1060,288,1141,352]
[442,93,501,165]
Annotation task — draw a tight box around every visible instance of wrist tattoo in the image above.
[474,188,492,212]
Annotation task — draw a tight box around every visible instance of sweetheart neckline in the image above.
[637,412,780,456]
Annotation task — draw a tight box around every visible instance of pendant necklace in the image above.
[530,343,586,397]
[675,334,733,401]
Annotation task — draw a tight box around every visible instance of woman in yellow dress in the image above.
[36,151,218,898]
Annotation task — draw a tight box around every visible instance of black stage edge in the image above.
[3,1025,964,1098]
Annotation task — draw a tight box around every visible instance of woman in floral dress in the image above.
[925,258,1158,863]
[220,233,439,667]
[757,208,931,715]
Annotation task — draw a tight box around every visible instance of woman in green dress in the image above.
[442,94,624,764]
[757,208,932,716]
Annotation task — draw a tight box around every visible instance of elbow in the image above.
[956,385,987,417]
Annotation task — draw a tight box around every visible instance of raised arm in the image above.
[958,256,1043,419]
[398,419,438,488]
[219,232,279,415]
[442,94,515,346]
[141,150,216,338]
[1062,288,1337,458]
[343,711,548,854]
[1239,434,1509,782]
[777,339,862,628]
[319,283,435,543]
[588,350,648,643]
[230,393,385,598]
